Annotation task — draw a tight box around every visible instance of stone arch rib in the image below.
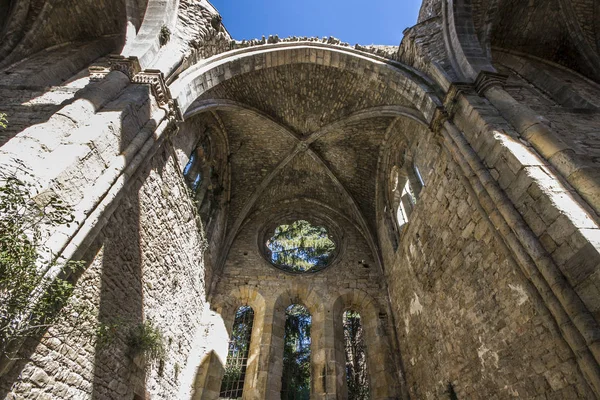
[170,42,442,121]
[186,100,434,281]
[443,0,497,81]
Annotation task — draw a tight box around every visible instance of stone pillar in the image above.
[321,302,347,400]
[258,298,284,400]
[312,304,341,400]
[474,71,600,215]
[243,302,267,400]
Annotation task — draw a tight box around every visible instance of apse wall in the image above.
[379,118,596,398]
[212,201,402,399]
[0,138,209,399]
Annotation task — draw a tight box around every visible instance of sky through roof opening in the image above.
[210,0,422,46]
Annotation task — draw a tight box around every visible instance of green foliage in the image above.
[0,113,7,129]
[281,305,311,400]
[0,162,84,357]
[267,220,335,272]
[126,320,165,361]
[220,306,254,398]
[344,311,370,400]
[95,320,120,349]
[159,25,171,46]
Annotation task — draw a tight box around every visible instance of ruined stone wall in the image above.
[0,141,209,399]
[212,201,401,397]
[494,52,600,163]
[379,118,595,399]
[0,40,123,147]
[0,0,129,69]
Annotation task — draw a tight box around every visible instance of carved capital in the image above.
[430,108,449,135]
[474,71,508,95]
[88,55,141,81]
[108,55,141,79]
[88,65,111,82]
[443,82,474,119]
[132,69,172,106]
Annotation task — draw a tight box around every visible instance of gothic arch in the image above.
[185,100,432,281]
[170,42,442,122]
[442,0,497,81]
[195,286,266,400]
[268,286,324,399]
[332,290,401,399]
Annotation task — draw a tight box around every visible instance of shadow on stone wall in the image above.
[0,38,121,147]
[0,85,163,398]
[89,175,146,399]
[89,86,159,399]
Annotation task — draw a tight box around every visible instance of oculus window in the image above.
[266,220,336,273]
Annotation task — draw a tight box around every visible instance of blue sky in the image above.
[210,0,422,46]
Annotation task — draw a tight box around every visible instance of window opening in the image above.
[281,304,311,400]
[396,180,415,228]
[220,306,255,399]
[266,220,336,273]
[343,311,370,400]
[183,133,223,232]
[414,164,425,189]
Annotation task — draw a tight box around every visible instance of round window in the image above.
[266,220,336,273]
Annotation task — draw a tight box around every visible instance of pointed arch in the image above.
[332,290,401,399]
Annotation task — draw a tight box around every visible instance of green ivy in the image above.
[126,320,165,362]
[0,161,85,358]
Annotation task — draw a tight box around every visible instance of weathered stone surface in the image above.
[1,0,600,398]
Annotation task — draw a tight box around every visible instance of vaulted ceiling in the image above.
[191,62,427,256]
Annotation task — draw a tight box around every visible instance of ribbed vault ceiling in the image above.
[194,62,424,250]
[198,63,413,136]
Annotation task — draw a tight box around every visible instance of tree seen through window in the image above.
[220,306,254,399]
[344,310,370,400]
[266,220,335,272]
[281,304,312,400]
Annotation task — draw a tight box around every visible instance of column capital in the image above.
[442,82,474,119]
[474,71,508,95]
[430,108,449,136]
[89,55,141,81]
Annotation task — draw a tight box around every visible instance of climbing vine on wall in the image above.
[0,161,85,362]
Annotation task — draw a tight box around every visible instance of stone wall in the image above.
[379,118,595,399]
[0,140,209,399]
[0,0,129,69]
[211,200,402,399]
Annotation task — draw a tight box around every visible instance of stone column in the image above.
[257,298,284,400]
[474,71,600,215]
[311,304,342,400]
[243,302,267,400]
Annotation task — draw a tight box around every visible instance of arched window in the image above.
[220,306,255,399]
[390,162,424,229]
[281,304,311,400]
[183,132,222,230]
[343,310,370,400]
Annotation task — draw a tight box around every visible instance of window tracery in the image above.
[265,220,336,273]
